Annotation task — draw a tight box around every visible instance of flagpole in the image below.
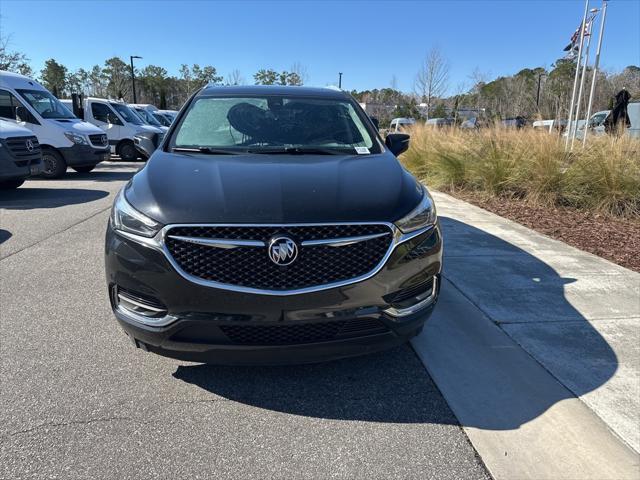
[571,11,595,150]
[583,0,608,146]
[565,0,590,150]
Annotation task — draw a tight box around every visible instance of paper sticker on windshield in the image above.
[355,147,370,155]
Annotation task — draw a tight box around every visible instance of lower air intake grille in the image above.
[220,318,388,345]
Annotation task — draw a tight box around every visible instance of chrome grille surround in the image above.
[115,222,434,296]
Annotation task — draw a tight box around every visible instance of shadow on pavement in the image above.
[0,188,109,210]
[173,346,460,424]
[0,229,11,245]
[172,216,617,429]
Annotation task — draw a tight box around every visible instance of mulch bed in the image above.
[445,190,640,272]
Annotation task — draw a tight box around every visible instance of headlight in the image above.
[395,186,437,233]
[64,132,88,145]
[110,188,162,238]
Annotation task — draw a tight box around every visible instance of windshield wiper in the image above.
[173,147,244,155]
[247,147,350,155]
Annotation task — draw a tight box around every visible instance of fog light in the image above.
[383,276,438,318]
[112,286,176,326]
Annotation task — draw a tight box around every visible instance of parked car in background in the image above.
[106,85,442,364]
[628,102,640,139]
[62,97,164,161]
[0,119,41,189]
[501,116,527,129]
[425,117,454,128]
[157,109,178,123]
[0,71,109,178]
[129,104,175,126]
[389,117,416,133]
[576,110,611,139]
[129,105,169,133]
[151,111,172,127]
[533,119,568,133]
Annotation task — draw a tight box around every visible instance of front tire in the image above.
[0,179,25,189]
[72,165,95,173]
[117,141,138,161]
[41,149,67,179]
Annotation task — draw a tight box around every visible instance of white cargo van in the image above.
[0,119,42,188]
[0,71,110,178]
[62,97,163,161]
[128,104,169,133]
[152,111,173,126]
[157,109,178,123]
[129,103,171,126]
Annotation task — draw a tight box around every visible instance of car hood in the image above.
[137,125,163,134]
[126,151,423,225]
[0,119,34,136]
[54,119,106,135]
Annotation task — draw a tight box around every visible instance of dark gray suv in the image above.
[105,85,442,364]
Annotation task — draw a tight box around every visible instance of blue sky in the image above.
[1,0,639,93]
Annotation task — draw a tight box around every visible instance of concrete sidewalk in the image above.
[412,191,640,479]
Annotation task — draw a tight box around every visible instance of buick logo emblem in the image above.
[101,134,107,145]
[25,139,34,152]
[268,237,298,266]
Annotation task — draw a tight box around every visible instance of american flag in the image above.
[563,18,594,59]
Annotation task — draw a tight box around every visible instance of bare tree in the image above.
[290,61,308,85]
[226,69,245,85]
[0,30,32,76]
[414,47,450,119]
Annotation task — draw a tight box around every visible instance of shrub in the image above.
[400,125,640,218]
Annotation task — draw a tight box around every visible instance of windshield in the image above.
[588,113,608,127]
[152,112,171,126]
[171,95,378,154]
[110,103,143,125]
[134,108,163,127]
[16,89,76,119]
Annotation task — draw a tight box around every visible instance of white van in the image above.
[0,70,110,178]
[128,104,169,133]
[0,119,42,188]
[129,103,172,127]
[62,97,163,161]
[156,109,178,124]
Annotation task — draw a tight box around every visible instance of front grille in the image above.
[220,318,388,345]
[165,224,393,291]
[89,133,108,147]
[4,136,41,158]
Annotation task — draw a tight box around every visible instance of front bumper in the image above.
[59,144,110,167]
[105,222,443,364]
[0,150,41,181]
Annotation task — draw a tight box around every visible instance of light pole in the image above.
[571,8,598,150]
[338,72,343,89]
[130,55,142,103]
[584,0,608,146]
[565,0,590,150]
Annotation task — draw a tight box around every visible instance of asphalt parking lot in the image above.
[0,162,489,479]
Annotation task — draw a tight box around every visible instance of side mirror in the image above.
[385,133,410,156]
[370,116,380,130]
